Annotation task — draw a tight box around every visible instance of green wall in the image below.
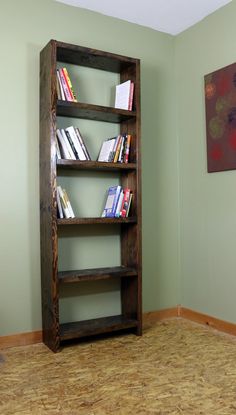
[0,0,179,335]
[175,1,236,322]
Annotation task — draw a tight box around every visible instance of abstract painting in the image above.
[204,62,236,172]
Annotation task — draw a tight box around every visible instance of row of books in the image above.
[57,186,75,219]
[56,67,77,102]
[98,134,131,163]
[56,71,134,111]
[56,126,91,161]
[101,186,132,218]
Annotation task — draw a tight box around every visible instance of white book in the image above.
[57,186,71,218]
[66,126,87,161]
[56,69,65,100]
[115,190,124,217]
[56,129,71,159]
[98,138,116,162]
[55,136,62,159]
[63,189,75,218]
[115,80,131,110]
[75,127,91,160]
[56,188,64,218]
[61,129,76,160]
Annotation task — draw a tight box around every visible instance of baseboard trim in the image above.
[143,307,179,324]
[0,330,42,349]
[180,307,236,336]
[1,306,236,349]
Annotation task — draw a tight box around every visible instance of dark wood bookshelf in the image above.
[40,39,142,352]
[60,315,138,341]
[58,266,137,283]
[57,159,137,171]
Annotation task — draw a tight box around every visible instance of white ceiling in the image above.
[55,0,231,35]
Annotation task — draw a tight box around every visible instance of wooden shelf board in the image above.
[57,217,137,225]
[58,266,137,283]
[57,159,136,171]
[56,101,136,123]
[60,315,138,341]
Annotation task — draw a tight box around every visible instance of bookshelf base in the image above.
[60,315,138,342]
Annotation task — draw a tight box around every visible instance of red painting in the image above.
[205,62,236,172]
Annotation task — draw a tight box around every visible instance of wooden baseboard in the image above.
[1,306,236,349]
[0,330,42,349]
[143,307,179,324]
[180,307,236,336]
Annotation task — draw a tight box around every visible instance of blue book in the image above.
[102,185,122,218]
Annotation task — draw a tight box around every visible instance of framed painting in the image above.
[204,62,236,172]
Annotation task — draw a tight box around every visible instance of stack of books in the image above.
[56,126,91,161]
[97,134,131,163]
[57,186,75,219]
[56,67,77,102]
[101,185,133,218]
[114,80,134,111]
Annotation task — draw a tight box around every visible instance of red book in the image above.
[120,188,131,217]
[59,68,73,101]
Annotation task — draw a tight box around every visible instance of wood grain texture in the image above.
[40,40,142,351]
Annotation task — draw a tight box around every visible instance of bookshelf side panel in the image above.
[40,40,59,352]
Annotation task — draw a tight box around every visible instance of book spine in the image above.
[62,67,77,102]
[126,193,133,217]
[64,129,79,159]
[120,188,131,217]
[66,126,87,160]
[124,135,131,164]
[128,81,134,111]
[57,186,71,218]
[56,189,64,218]
[60,129,76,159]
[115,190,124,217]
[63,189,75,218]
[59,68,73,101]
[113,135,122,163]
[56,129,71,159]
[56,69,65,100]
[75,127,91,160]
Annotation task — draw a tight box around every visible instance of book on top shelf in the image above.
[115,80,134,111]
[57,67,77,102]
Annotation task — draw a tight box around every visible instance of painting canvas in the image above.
[204,62,236,172]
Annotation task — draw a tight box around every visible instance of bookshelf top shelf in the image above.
[56,101,136,123]
[55,40,139,73]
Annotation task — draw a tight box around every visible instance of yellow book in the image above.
[62,67,77,102]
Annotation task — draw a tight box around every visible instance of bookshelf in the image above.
[40,40,142,352]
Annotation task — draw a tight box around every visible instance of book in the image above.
[97,137,116,162]
[56,189,64,218]
[56,129,72,159]
[120,188,131,218]
[115,80,134,111]
[63,188,75,218]
[56,69,65,100]
[65,126,87,161]
[125,193,133,217]
[62,67,77,102]
[60,129,76,159]
[75,127,91,160]
[59,68,73,101]
[115,190,124,217]
[102,185,122,218]
[124,134,131,163]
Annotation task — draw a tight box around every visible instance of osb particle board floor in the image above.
[1,319,236,415]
